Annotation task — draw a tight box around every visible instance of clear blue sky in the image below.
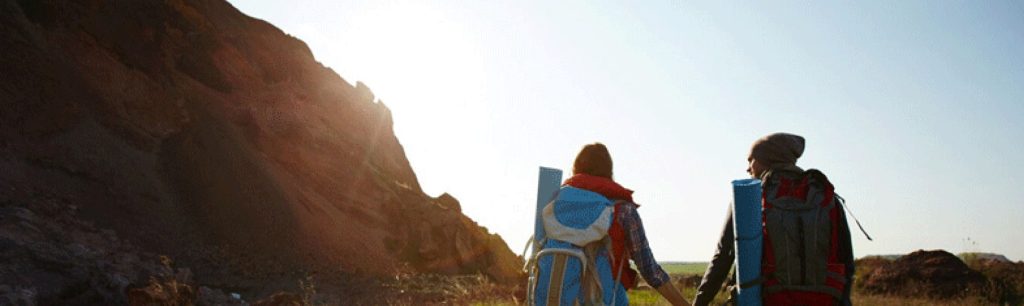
[229,1,1024,261]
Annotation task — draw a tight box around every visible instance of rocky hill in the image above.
[856,250,1024,304]
[0,0,521,303]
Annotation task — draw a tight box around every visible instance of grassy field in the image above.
[625,262,725,305]
[626,286,718,306]
[619,261,996,306]
[464,260,1001,305]
[623,291,994,306]
[658,262,709,276]
[633,262,992,306]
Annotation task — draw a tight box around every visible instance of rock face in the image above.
[860,250,988,299]
[0,0,522,302]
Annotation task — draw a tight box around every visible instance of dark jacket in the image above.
[693,176,856,306]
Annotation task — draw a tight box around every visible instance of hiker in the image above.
[692,133,856,306]
[532,143,690,306]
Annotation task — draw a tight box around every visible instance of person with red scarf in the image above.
[567,143,690,306]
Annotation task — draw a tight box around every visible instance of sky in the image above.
[228,1,1024,261]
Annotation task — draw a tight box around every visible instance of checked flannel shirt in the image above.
[616,202,672,288]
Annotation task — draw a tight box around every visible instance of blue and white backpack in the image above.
[525,186,628,306]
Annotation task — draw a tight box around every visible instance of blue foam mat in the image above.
[534,167,563,255]
[732,178,763,306]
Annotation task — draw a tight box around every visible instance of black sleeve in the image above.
[694,209,735,306]
[836,200,855,306]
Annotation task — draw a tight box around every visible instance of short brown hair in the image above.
[573,143,613,179]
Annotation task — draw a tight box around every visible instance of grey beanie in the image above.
[748,133,806,167]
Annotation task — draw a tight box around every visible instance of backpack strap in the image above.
[739,272,772,289]
[804,169,873,241]
[608,200,632,304]
[609,201,629,270]
[521,235,534,271]
[546,252,570,306]
[582,239,607,305]
[576,235,626,305]
[836,194,873,241]
[534,248,587,305]
[610,233,626,304]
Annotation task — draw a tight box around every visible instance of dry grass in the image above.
[447,258,1022,306]
[451,285,1000,306]
[380,273,524,305]
[851,293,992,306]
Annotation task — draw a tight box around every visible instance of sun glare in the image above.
[330,3,491,195]
[343,4,484,114]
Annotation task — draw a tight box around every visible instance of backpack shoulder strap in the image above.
[581,238,609,304]
[804,169,832,187]
[805,168,873,241]
[836,194,873,241]
[799,169,873,241]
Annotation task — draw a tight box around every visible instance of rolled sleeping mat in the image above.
[534,167,563,256]
[732,178,763,306]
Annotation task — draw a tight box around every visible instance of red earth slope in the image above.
[0,0,522,300]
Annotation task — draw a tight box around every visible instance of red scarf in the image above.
[563,173,640,289]
[563,174,636,204]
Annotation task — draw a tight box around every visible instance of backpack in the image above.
[525,186,629,306]
[755,169,847,306]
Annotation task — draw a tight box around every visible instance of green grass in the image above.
[626,261,994,306]
[626,262,725,305]
[627,289,668,305]
[465,259,997,306]
[659,262,709,276]
[627,286,728,306]
[465,290,992,306]
[627,287,993,306]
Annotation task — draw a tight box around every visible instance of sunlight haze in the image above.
[229,1,1024,261]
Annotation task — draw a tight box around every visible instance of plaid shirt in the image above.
[616,203,672,288]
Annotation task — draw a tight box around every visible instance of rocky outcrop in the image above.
[0,191,189,305]
[860,250,989,299]
[0,0,522,303]
[965,254,1024,304]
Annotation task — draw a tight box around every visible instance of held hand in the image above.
[655,283,691,306]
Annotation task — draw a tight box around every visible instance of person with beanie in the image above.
[692,133,856,306]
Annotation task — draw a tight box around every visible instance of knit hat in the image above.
[748,133,806,167]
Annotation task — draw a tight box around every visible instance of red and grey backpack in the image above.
[756,169,847,306]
